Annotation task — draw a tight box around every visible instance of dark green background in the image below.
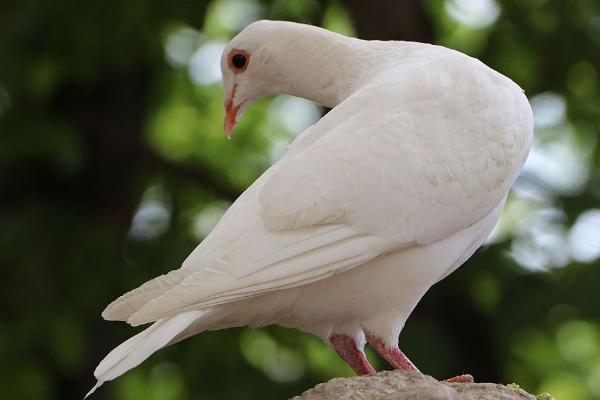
[1,0,600,399]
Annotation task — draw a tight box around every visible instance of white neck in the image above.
[268,24,390,108]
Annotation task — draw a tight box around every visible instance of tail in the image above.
[102,268,187,322]
[85,310,204,398]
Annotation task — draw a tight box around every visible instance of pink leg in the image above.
[330,334,376,375]
[366,334,474,383]
[366,334,419,371]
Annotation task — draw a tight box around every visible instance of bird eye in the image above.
[232,54,247,69]
[229,50,249,73]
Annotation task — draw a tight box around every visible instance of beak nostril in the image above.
[224,83,238,112]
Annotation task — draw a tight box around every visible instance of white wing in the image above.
[106,51,532,326]
[262,55,532,244]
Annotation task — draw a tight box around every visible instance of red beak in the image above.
[224,85,239,138]
[224,101,239,138]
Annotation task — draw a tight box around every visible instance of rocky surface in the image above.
[291,370,545,400]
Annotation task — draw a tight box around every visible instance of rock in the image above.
[291,370,538,400]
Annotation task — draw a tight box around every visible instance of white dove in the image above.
[88,20,533,396]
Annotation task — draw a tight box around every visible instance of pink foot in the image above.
[366,333,474,383]
[330,334,376,375]
[444,374,474,383]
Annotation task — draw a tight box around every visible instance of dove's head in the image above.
[221,20,286,137]
[221,20,356,137]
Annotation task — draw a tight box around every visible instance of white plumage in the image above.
[88,20,533,395]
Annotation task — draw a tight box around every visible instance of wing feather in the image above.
[127,224,381,325]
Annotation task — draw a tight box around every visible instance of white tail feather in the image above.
[102,269,187,322]
[85,310,204,398]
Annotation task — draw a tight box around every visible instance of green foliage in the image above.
[1,0,599,399]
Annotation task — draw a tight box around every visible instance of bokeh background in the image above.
[1,0,600,399]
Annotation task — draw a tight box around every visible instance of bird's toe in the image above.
[443,374,474,383]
